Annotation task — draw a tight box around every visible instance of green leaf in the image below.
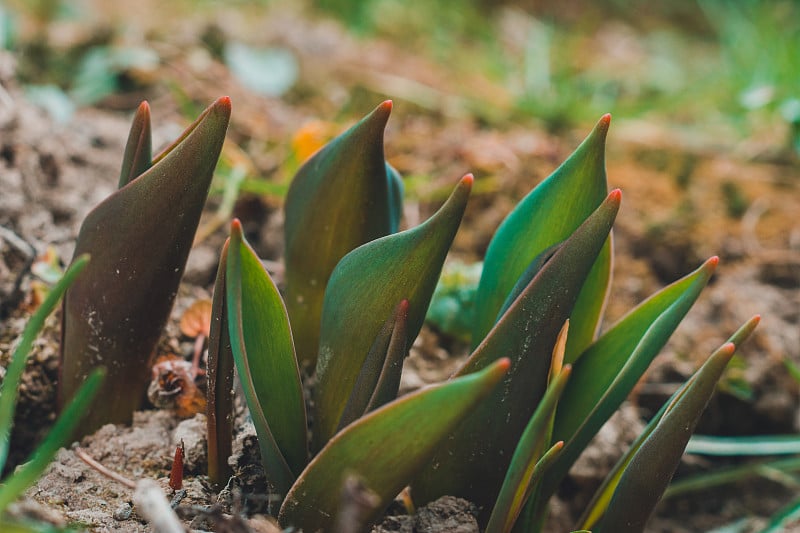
[226,220,307,483]
[0,255,89,474]
[59,97,230,436]
[473,115,611,359]
[412,190,620,521]
[759,494,800,533]
[579,316,760,531]
[206,239,234,488]
[312,176,472,452]
[278,358,511,532]
[596,317,758,533]
[686,434,800,456]
[0,368,105,512]
[337,300,409,431]
[284,101,402,369]
[118,101,152,188]
[486,366,572,533]
[539,257,719,504]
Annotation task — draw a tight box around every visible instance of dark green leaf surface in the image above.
[284,101,401,369]
[473,115,611,359]
[207,240,234,488]
[60,97,230,436]
[412,190,620,520]
[313,176,472,452]
[227,220,307,479]
[337,300,409,431]
[118,101,152,188]
[487,366,571,533]
[279,359,511,532]
[579,315,759,531]
[597,317,758,533]
[540,257,718,503]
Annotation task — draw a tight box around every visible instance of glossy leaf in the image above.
[284,101,402,369]
[580,316,760,531]
[596,317,758,533]
[206,240,234,488]
[539,257,719,504]
[313,176,472,452]
[59,97,230,435]
[118,101,152,188]
[226,220,307,483]
[0,255,89,474]
[473,115,611,360]
[486,365,572,533]
[279,359,511,532]
[0,368,105,512]
[412,190,620,520]
[337,300,409,432]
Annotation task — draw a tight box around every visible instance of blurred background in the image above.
[2,0,798,150]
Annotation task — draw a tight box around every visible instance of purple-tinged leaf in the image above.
[59,97,230,436]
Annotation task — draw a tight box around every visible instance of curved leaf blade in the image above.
[313,176,472,452]
[580,315,760,531]
[487,366,572,533]
[473,115,611,357]
[118,101,152,188]
[59,97,231,435]
[412,190,620,520]
[227,220,307,478]
[0,255,89,474]
[540,257,719,503]
[284,101,401,369]
[0,368,105,511]
[597,317,758,533]
[279,359,511,532]
[207,239,234,488]
[337,300,409,431]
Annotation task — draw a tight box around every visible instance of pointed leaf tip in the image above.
[600,113,612,127]
[461,173,475,187]
[216,95,232,109]
[231,218,243,234]
[608,188,621,203]
[707,255,720,268]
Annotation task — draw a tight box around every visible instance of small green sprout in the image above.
[0,256,104,531]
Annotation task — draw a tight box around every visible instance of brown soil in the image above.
[1,3,799,532]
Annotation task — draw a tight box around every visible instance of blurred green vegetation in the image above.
[312,0,799,146]
[2,0,798,152]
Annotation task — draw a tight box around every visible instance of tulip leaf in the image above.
[580,316,760,531]
[226,220,308,483]
[284,101,402,369]
[0,255,89,474]
[279,359,511,532]
[118,101,152,188]
[59,97,230,436]
[486,366,572,533]
[412,190,620,520]
[595,317,758,533]
[539,257,719,504]
[312,176,472,452]
[337,300,409,432]
[473,115,611,361]
[206,240,234,488]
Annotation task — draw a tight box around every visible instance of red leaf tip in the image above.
[379,100,393,111]
[707,256,720,268]
[600,113,612,125]
[137,101,150,112]
[495,357,511,372]
[231,218,243,233]
[461,173,475,186]
[608,188,622,202]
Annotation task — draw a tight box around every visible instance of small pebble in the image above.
[113,502,132,521]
